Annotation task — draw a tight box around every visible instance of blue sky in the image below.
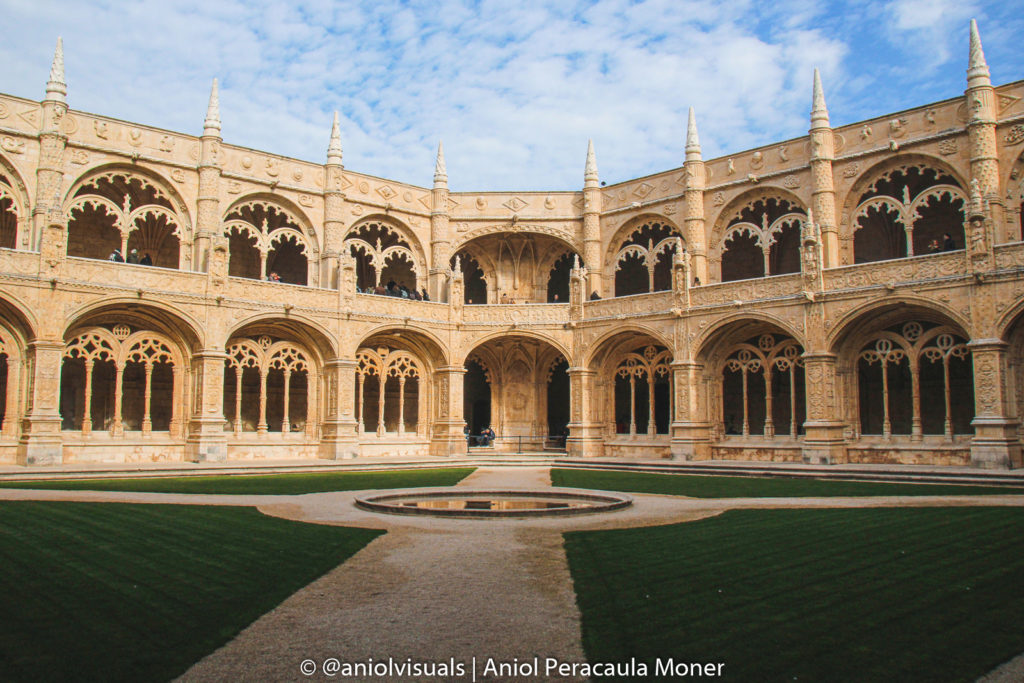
[2,0,1023,191]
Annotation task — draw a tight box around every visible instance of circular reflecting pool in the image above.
[354,489,632,518]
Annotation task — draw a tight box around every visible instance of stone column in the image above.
[800,352,847,464]
[429,365,468,457]
[582,140,604,296]
[669,360,711,460]
[809,69,839,267]
[195,79,223,272]
[683,109,708,283]
[968,339,1021,468]
[429,142,451,302]
[566,366,604,458]
[185,350,228,462]
[16,340,64,465]
[319,358,361,459]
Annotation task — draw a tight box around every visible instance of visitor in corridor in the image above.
[590,291,601,300]
[927,239,940,253]
[108,248,124,262]
[268,271,281,282]
[481,426,495,446]
[126,248,140,264]
[140,253,153,266]
[943,233,957,251]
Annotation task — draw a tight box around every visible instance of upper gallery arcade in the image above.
[2,22,1024,469]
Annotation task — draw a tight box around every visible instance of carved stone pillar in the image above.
[320,358,360,459]
[17,340,64,465]
[683,109,708,283]
[809,69,839,267]
[669,360,711,460]
[323,116,346,290]
[195,80,223,272]
[32,41,68,252]
[968,340,1021,469]
[567,367,604,458]
[429,143,451,302]
[185,350,228,462]
[800,352,847,464]
[429,365,467,456]
[582,140,603,296]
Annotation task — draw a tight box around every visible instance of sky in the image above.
[2,0,1023,191]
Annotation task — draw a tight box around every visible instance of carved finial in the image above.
[45,37,66,103]
[968,19,991,88]
[434,140,448,186]
[453,254,461,272]
[327,111,343,165]
[573,253,581,271]
[584,139,599,187]
[203,78,221,135]
[803,208,816,243]
[685,107,702,160]
[811,68,829,127]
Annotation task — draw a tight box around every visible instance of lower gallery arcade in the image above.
[1,291,1020,469]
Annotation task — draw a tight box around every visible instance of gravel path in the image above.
[3,467,1024,681]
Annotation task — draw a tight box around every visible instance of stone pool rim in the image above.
[354,488,633,518]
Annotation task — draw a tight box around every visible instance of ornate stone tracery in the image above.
[721,334,805,438]
[65,170,188,268]
[355,346,424,436]
[612,220,683,296]
[61,325,183,437]
[223,198,315,285]
[346,220,423,292]
[224,336,316,436]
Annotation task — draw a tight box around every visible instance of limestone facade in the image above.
[2,24,1024,468]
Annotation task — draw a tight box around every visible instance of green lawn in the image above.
[0,467,474,495]
[565,507,1024,682]
[0,501,383,682]
[552,467,1024,497]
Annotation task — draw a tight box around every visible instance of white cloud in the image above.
[0,0,1017,190]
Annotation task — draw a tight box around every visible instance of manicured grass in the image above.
[551,467,1024,497]
[0,467,474,495]
[565,507,1024,682]
[0,501,383,682]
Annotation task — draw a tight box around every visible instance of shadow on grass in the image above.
[0,467,475,495]
[0,502,383,681]
[565,507,1024,682]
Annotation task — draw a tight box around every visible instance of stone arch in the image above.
[453,223,576,252]
[839,155,968,265]
[64,298,203,352]
[829,302,973,444]
[0,292,39,344]
[463,333,571,443]
[345,216,426,293]
[225,314,338,363]
[584,324,673,369]
[458,329,571,367]
[60,307,195,438]
[451,230,582,304]
[0,294,33,439]
[0,152,31,250]
[222,194,319,286]
[604,214,684,297]
[708,187,807,283]
[695,318,807,442]
[64,164,193,269]
[587,330,674,439]
[827,298,972,353]
[693,312,806,360]
[354,327,446,439]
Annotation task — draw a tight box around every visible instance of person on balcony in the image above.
[108,249,124,262]
[127,248,140,264]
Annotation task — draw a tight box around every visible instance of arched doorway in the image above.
[464,335,569,450]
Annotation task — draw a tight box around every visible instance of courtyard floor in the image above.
[3,466,1024,680]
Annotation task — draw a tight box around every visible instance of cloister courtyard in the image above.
[2,460,1024,682]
